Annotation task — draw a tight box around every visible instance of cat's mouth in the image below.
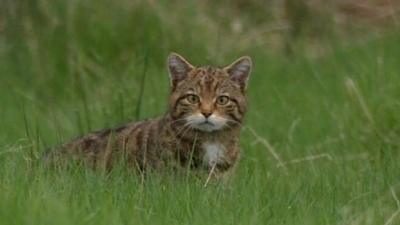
[185,114,226,132]
[194,122,216,132]
[193,120,224,132]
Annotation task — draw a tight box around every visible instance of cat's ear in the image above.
[167,53,194,88]
[224,56,252,90]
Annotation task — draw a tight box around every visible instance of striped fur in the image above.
[45,53,252,175]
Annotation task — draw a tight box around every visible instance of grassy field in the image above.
[1,1,400,225]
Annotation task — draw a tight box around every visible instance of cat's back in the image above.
[44,117,167,169]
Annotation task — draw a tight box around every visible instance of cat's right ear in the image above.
[167,53,194,88]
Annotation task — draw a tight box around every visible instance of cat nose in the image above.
[201,112,212,118]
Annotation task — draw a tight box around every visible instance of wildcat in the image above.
[45,53,252,176]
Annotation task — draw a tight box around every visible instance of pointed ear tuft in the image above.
[167,53,194,88]
[224,56,252,90]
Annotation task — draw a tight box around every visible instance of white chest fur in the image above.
[202,142,225,167]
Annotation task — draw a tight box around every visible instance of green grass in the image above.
[1,1,400,225]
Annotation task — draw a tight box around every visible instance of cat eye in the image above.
[186,94,200,104]
[216,96,229,105]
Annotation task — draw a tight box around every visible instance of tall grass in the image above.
[1,1,400,224]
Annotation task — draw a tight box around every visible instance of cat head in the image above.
[167,53,252,132]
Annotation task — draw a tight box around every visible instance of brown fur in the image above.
[45,53,252,176]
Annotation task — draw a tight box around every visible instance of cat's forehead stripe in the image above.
[198,68,219,95]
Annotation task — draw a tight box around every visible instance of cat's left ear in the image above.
[167,53,194,88]
[224,56,252,90]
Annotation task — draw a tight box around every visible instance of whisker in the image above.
[180,124,194,138]
[223,118,242,129]
[224,123,235,131]
[175,123,193,137]
[174,124,189,135]
[168,118,187,126]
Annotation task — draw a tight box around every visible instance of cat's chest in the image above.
[201,141,226,166]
